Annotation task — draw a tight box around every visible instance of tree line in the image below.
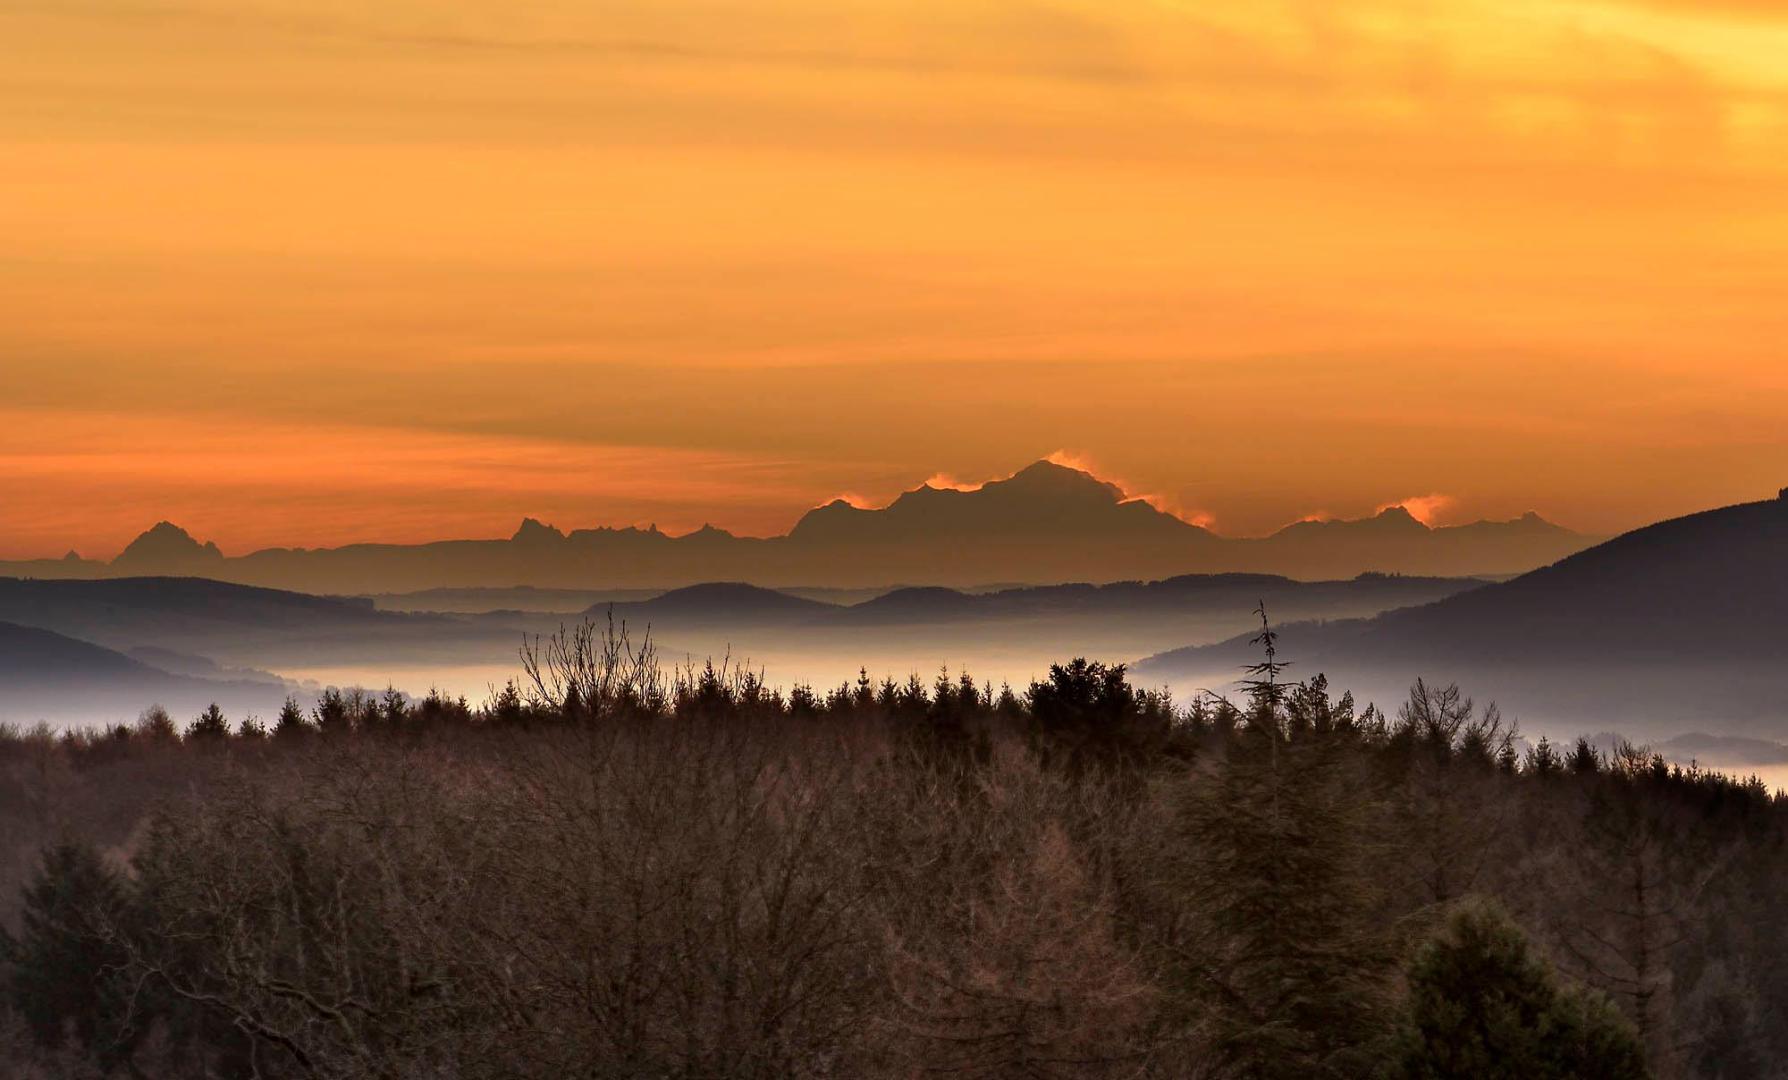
[1,619,1783,1078]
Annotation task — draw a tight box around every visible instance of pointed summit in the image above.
[680,523,737,541]
[113,522,224,573]
[994,459,1127,502]
[511,518,566,544]
[1370,505,1428,530]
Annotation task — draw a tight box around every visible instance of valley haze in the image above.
[2,467,1784,786]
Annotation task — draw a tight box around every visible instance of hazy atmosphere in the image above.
[3,2,1786,1078]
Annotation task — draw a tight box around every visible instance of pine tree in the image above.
[313,688,351,733]
[378,686,409,731]
[1527,736,1562,776]
[272,695,310,739]
[1166,606,1391,1078]
[2,842,140,1067]
[1569,738,1603,775]
[186,702,229,741]
[1559,751,1713,1074]
[1025,657,1155,771]
[1390,898,1649,1080]
[486,680,526,725]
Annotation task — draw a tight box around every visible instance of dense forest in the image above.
[2,619,1783,1079]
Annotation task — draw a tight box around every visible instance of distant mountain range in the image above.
[1136,489,1788,740]
[4,487,1782,740]
[0,461,1595,593]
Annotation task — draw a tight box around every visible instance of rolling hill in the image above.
[0,575,526,669]
[0,620,288,726]
[1136,490,1788,739]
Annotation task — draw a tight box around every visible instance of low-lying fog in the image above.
[7,574,1786,794]
[276,647,1788,796]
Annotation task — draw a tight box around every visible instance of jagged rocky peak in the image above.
[511,517,567,543]
[113,521,223,567]
[681,523,736,540]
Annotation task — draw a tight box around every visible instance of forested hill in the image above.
[1137,492,1788,737]
[0,648,1779,1077]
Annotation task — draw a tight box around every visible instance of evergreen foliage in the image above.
[1389,898,1649,1080]
[185,703,229,741]
[2,842,137,1068]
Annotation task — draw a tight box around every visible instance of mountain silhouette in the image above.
[1135,490,1788,737]
[111,521,224,573]
[0,461,1595,592]
[790,461,1197,546]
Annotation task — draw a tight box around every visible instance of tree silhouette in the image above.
[272,695,310,739]
[1164,611,1391,1078]
[185,703,229,741]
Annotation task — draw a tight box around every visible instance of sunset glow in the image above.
[4,0,1786,557]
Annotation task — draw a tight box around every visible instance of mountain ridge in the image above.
[0,619,289,725]
[1,460,1597,593]
[1133,491,1788,738]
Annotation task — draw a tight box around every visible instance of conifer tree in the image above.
[1527,736,1562,776]
[2,842,140,1068]
[1167,606,1390,1078]
[378,686,408,731]
[1559,751,1716,1074]
[1570,738,1603,775]
[186,702,229,741]
[272,695,310,739]
[1390,898,1649,1080]
[313,688,351,733]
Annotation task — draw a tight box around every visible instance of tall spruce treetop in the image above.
[1169,605,1392,1079]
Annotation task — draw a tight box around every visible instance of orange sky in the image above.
[3,0,1786,559]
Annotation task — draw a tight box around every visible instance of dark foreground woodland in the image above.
[2,623,1784,1079]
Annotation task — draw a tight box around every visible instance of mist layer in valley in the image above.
[0,571,1475,726]
[3,482,1785,787]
